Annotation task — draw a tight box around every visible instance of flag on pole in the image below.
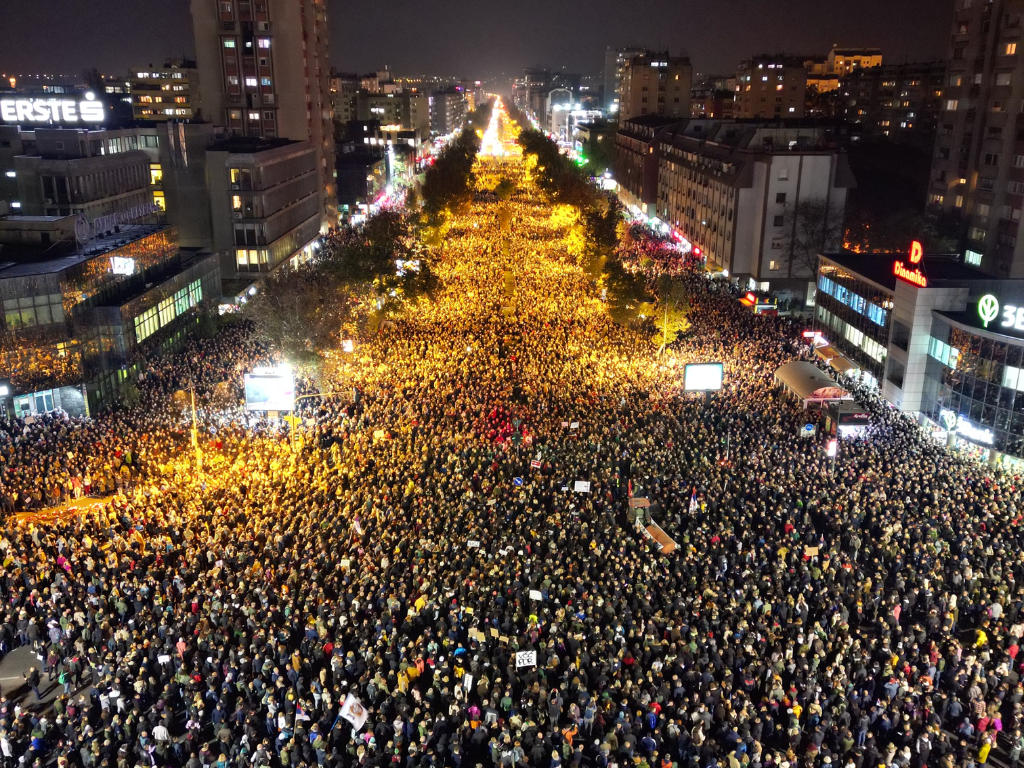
[339,693,369,732]
[688,489,698,514]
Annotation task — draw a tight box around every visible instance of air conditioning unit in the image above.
[230,184,240,190]
[258,21,270,30]
[232,212,242,219]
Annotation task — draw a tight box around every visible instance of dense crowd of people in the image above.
[0,118,1022,768]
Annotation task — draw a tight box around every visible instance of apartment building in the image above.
[617,54,692,122]
[191,0,335,226]
[735,56,809,119]
[929,0,1024,278]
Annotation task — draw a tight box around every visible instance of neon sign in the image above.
[0,93,105,124]
[979,295,1000,328]
[894,260,928,287]
[909,240,923,264]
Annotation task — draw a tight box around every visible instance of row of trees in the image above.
[515,128,690,351]
[244,210,435,373]
[420,129,482,223]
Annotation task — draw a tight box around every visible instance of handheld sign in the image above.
[516,650,537,668]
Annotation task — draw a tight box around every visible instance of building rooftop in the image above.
[0,224,169,278]
[822,250,990,291]
[208,137,302,154]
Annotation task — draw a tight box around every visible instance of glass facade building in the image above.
[923,313,1024,468]
[814,259,894,387]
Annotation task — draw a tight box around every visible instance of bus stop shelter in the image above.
[774,361,850,408]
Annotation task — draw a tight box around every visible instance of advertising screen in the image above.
[684,362,724,392]
[244,369,295,411]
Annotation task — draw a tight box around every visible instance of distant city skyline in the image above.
[0,0,951,86]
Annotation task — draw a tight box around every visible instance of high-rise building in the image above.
[130,61,202,122]
[617,53,692,123]
[841,61,946,145]
[735,56,808,119]
[604,47,646,113]
[430,90,467,136]
[929,0,1024,278]
[329,72,360,126]
[190,0,335,227]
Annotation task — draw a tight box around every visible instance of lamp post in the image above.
[173,384,203,473]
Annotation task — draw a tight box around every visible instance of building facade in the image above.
[603,47,646,113]
[814,246,1024,470]
[735,56,808,119]
[130,61,202,122]
[357,92,430,136]
[191,0,335,227]
[929,0,1024,278]
[618,54,692,123]
[206,137,321,280]
[840,61,946,144]
[0,221,220,413]
[617,118,853,300]
[430,90,467,136]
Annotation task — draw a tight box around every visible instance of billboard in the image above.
[684,362,724,392]
[244,367,295,411]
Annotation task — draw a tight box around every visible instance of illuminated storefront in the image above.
[815,245,1024,467]
[0,224,220,412]
[923,293,1024,467]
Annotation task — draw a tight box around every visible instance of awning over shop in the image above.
[774,360,849,401]
[815,345,859,375]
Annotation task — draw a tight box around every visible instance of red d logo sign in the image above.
[909,240,923,264]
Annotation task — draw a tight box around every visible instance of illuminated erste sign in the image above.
[0,93,105,124]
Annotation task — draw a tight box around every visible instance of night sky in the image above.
[0,0,951,85]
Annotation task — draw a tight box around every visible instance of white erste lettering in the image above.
[0,98,105,125]
[79,100,104,122]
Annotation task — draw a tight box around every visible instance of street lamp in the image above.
[173,384,203,473]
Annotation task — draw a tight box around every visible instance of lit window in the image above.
[223,39,236,48]
[261,77,272,86]
[152,191,165,211]
[248,111,260,121]
[1006,43,1018,55]
[232,195,242,210]
[258,38,271,48]
[236,249,250,266]
[245,77,258,88]
[150,164,163,185]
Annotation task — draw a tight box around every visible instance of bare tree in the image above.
[780,198,845,278]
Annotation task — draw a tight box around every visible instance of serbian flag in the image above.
[689,489,698,514]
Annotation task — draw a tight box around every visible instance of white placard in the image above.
[573,481,591,493]
[467,540,481,548]
[529,589,543,600]
[516,650,537,668]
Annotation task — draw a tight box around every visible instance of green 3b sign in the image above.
[978,293,1024,334]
